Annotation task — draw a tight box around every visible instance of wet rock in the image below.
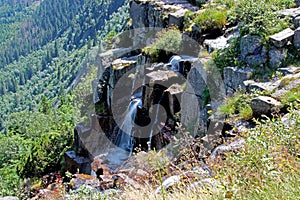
[294,27,300,48]
[269,28,294,48]
[251,96,282,116]
[224,67,254,94]
[165,83,183,116]
[269,47,288,68]
[209,138,246,160]
[64,151,91,174]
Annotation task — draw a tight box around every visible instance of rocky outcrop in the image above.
[224,67,254,95]
[240,35,266,67]
[251,96,282,116]
[269,28,294,48]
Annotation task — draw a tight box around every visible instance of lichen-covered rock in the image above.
[269,28,294,48]
[278,7,300,18]
[277,66,299,75]
[251,96,282,116]
[224,67,254,94]
[240,35,262,59]
[294,27,300,48]
[180,61,207,136]
[245,54,265,67]
[168,9,187,30]
[269,47,288,68]
[244,80,281,92]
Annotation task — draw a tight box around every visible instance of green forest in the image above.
[0,0,129,196]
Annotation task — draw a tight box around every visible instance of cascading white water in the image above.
[148,96,163,151]
[107,85,110,109]
[116,98,142,156]
[169,55,181,71]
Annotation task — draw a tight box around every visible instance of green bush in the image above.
[218,91,257,120]
[143,28,182,61]
[0,96,75,196]
[194,8,227,32]
[231,0,292,36]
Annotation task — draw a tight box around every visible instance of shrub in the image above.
[231,0,292,37]
[194,8,227,32]
[211,37,241,72]
[143,28,182,62]
[0,96,74,196]
[218,91,259,120]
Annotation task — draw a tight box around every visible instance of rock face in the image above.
[294,27,300,48]
[224,67,254,94]
[269,28,294,48]
[268,47,288,68]
[240,35,262,58]
[251,96,282,116]
[240,35,267,67]
[181,61,207,136]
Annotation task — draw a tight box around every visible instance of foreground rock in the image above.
[251,96,282,116]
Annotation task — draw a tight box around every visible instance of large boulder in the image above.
[181,61,207,136]
[240,35,262,59]
[268,47,288,68]
[240,35,266,66]
[251,96,282,116]
[269,28,294,48]
[168,9,187,30]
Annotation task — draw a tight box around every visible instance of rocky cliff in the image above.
[59,0,300,198]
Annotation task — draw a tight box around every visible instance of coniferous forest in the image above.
[0,0,129,196]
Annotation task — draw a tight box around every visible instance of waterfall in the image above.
[169,55,181,71]
[107,85,110,109]
[148,96,163,151]
[116,98,142,156]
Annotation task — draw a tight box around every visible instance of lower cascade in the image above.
[115,98,142,156]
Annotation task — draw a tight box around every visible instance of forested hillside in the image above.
[0,0,129,130]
